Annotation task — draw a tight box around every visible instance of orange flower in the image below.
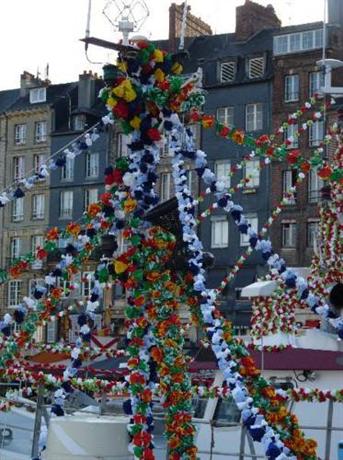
[66,222,81,237]
[201,115,215,128]
[151,346,163,363]
[232,129,245,144]
[146,271,160,282]
[87,203,102,218]
[46,227,59,241]
[123,198,137,213]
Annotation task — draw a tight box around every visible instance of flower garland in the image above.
[0,122,103,208]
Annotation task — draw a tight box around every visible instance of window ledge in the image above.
[242,188,258,194]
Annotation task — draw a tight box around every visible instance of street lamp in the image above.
[316,58,343,96]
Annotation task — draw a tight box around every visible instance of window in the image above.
[243,159,260,189]
[13,156,25,180]
[32,194,45,219]
[86,152,99,178]
[309,71,325,97]
[10,237,21,260]
[308,168,324,203]
[248,57,265,79]
[274,29,323,55]
[192,398,207,419]
[61,157,74,181]
[73,114,86,131]
[187,169,194,194]
[12,197,24,222]
[161,133,173,157]
[33,326,44,342]
[34,121,47,143]
[215,160,231,188]
[46,320,57,343]
[282,170,297,204]
[29,278,45,296]
[220,61,236,83]
[284,74,299,102]
[34,154,46,174]
[31,235,44,254]
[211,217,228,248]
[284,124,298,148]
[29,87,46,104]
[14,124,27,145]
[307,221,319,248]
[117,133,130,157]
[8,280,23,308]
[82,272,95,298]
[60,191,73,218]
[214,397,241,425]
[160,172,172,201]
[246,103,263,131]
[309,120,324,147]
[84,188,98,210]
[217,107,234,126]
[117,233,129,254]
[282,222,297,248]
[240,214,258,246]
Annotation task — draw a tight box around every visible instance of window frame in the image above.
[61,157,74,181]
[281,222,297,248]
[10,237,21,260]
[219,61,236,83]
[308,168,324,203]
[309,70,325,97]
[282,169,297,204]
[84,188,99,210]
[211,216,229,249]
[284,124,299,149]
[14,124,27,145]
[32,194,45,220]
[34,121,47,143]
[60,190,73,219]
[13,156,25,180]
[216,106,234,127]
[307,220,319,248]
[240,214,258,247]
[12,197,24,222]
[29,87,46,104]
[273,29,323,55]
[214,160,231,189]
[309,120,324,147]
[284,74,300,102]
[8,280,23,308]
[85,152,100,178]
[160,172,172,202]
[243,159,260,189]
[33,154,46,175]
[248,56,265,79]
[245,103,263,132]
[31,235,44,254]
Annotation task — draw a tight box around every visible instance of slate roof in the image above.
[0,88,20,113]
[6,82,77,113]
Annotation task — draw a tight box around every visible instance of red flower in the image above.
[219,126,230,137]
[113,100,129,119]
[37,248,47,260]
[318,165,332,180]
[287,149,300,164]
[147,128,161,141]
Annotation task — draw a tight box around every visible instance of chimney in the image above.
[328,0,343,26]
[20,71,42,97]
[78,70,97,109]
[235,0,281,42]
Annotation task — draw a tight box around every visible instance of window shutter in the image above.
[248,57,265,79]
[220,62,236,83]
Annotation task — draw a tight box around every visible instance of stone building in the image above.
[0,73,75,330]
[269,0,343,268]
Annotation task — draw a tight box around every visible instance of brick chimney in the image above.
[235,0,281,42]
[78,70,97,109]
[169,2,212,52]
[20,71,42,97]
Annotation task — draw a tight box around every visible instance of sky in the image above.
[0,0,325,90]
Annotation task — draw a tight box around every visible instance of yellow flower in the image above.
[153,49,164,63]
[114,260,128,274]
[112,79,137,102]
[123,198,137,213]
[107,96,117,108]
[154,68,165,83]
[130,116,141,130]
[172,62,183,75]
[117,60,127,73]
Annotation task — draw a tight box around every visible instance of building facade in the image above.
[270,1,343,268]
[0,73,76,327]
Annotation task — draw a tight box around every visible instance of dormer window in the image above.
[30,87,46,104]
[248,57,265,79]
[219,61,236,83]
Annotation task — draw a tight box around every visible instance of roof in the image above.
[6,82,77,112]
[0,88,20,113]
[189,347,343,371]
[274,21,324,35]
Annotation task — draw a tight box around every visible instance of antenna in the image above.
[102,0,149,45]
[45,63,50,81]
[85,0,92,50]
